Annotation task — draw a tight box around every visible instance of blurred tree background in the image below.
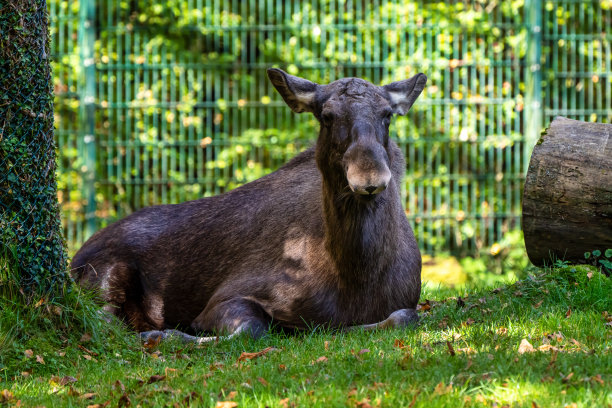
[48,0,611,277]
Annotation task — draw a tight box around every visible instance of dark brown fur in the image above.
[71,69,426,338]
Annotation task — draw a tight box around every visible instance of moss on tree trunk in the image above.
[0,0,67,295]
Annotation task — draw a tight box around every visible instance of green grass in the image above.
[1,265,610,407]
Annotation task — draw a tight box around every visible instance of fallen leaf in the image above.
[464,318,476,326]
[358,348,370,355]
[80,393,97,400]
[278,364,286,371]
[478,297,487,304]
[496,327,508,335]
[279,397,290,408]
[216,401,238,408]
[257,377,269,387]
[562,372,574,383]
[446,341,456,356]
[492,288,502,294]
[59,376,77,385]
[356,398,373,408]
[0,390,14,403]
[34,298,45,308]
[142,334,162,350]
[456,297,466,308]
[532,402,539,408]
[407,390,421,408]
[80,332,92,342]
[324,341,329,350]
[164,367,177,377]
[118,393,131,407]
[83,354,92,360]
[147,375,166,384]
[565,308,572,318]
[21,371,30,377]
[67,386,80,397]
[393,339,408,349]
[36,355,45,364]
[114,380,125,393]
[227,391,238,399]
[315,356,328,363]
[438,319,448,329]
[347,388,358,397]
[24,349,33,358]
[533,300,543,309]
[433,381,452,395]
[237,346,277,362]
[518,339,535,354]
[417,300,431,311]
[591,374,604,385]
[78,344,99,356]
[587,272,593,280]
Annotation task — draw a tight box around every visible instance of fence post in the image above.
[525,0,543,163]
[80,0,96,239]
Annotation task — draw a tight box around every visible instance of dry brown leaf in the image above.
[164,367,177,377]
[0,389,14,403]
[83,354,92,361]
[279,397,290,408]
[257,377,269,387]
[518,339,535,354]
[407,390,421,408]
[142,335,162,350]
[417,300,431,311]
[315,356,328,363]
[118,393,131,407]
[278,364,287,371]
[446,341,456,357]
[587,272,593,280]
[237,346,277,362]
[147,375,166,384]
[114,380,125,393]
[24,349,33,358]
[591,374,604,385]
[78,344,98,356]
[531,402,539,408]
[433,382,452,395]
[21,371,30,377]
[496,327,508,335]
[216,401,238,408]
[538,344,558,352]
[80,332,92,342]
[533,300,543,309]
[34,298,45,308]
[67,386,80,397]
[358,348,370,355]
[59,376,77,385]
[464,318,476,326]
[36,355,45,364]
[80,393,97,400]
[227,391,238,400]
[565,308,572,319]
[393,339,408,349]
[324,341,329,350]
[562,372,574,383]
[355,398,373,408]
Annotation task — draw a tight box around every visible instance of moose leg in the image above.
[140,298,270,344]
[348,308,419,331]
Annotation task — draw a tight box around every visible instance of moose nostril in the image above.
[365,186,377,194]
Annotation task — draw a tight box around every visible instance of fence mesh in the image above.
[46,0,611,257]
[0,0,67,294]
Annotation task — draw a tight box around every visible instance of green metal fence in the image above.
[48,0,612,256]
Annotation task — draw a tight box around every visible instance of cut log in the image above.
[522,116,612,266]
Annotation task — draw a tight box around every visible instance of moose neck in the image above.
[319,166,401,287]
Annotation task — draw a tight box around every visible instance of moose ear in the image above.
[267,68,318,113]
[382,73,427,115]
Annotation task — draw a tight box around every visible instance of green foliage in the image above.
[584,249,612,276]
[0,0,67,294]
[48,1,612,257]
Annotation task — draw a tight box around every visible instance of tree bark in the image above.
[522,116,612,266]
[0,0,67,294]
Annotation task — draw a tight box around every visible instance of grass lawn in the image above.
[1,264,610,407]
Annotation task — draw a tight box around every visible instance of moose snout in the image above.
[345,151,391,196]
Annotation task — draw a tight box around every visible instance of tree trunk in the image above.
[0,0,67,295]
[522,116,612,266]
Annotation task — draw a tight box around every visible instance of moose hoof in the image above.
[385,308,419,328]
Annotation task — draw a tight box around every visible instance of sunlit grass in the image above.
[1,265,610,407]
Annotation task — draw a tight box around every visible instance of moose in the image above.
[71,69,426,343]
